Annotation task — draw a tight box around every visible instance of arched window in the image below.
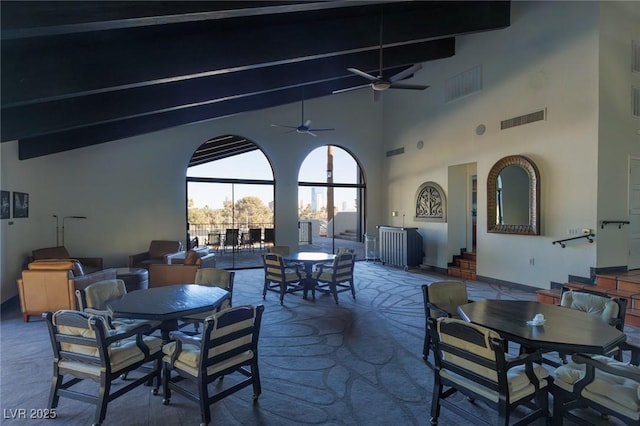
[298,145,366,257]
[186,135,274,269]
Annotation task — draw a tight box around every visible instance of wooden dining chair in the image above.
[553,341,640,426]
[429,316,550,425]
[557,286,627,363]
[311,252,356,304]
[421,281,472,363]
[44,310,163,426]
[180,268,235,333]
[162,305,265,426]
[76,279,161,333]
[262,253,306,304]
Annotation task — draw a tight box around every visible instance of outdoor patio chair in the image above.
[224,229,240,252]
[162,305,265,426]
[44,310,162,426]
[429,316,550,425]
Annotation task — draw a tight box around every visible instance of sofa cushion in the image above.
[148,240,182,259]
[28,259,84,276]
[32,246,71,260]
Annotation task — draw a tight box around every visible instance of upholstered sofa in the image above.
[17,259,116,322]
[165,247,216,268]
[30,245,103,274]
[128,240,182,270]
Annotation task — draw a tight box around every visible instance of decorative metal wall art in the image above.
[415,182,446,222]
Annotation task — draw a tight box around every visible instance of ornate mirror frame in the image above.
[487,155,540,235]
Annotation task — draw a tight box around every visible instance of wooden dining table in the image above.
[282,251,335,299]
[457,299,626,356]
[108,284,230,342]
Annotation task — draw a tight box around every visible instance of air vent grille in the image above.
[386,147,405,157]
[501,109,546,130]
[633,40,640,73]
[445,65,482,103]
[633,86,640,117]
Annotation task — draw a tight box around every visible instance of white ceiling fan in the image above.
[271,97,335,137]
[333,12,429,101]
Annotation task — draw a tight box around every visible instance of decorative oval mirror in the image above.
[487,155,540,235]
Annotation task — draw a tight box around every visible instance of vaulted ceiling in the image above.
[1,1,510,160]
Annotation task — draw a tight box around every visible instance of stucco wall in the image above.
[382,1,604,288]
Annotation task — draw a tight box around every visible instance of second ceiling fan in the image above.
[271,97,335,137]
[333,11,429,101]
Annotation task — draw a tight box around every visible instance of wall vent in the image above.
[386,147,405,157]
[633,86,640,117]
[501,109,546,130]
[445,65,482,103]
[633,40,640,73]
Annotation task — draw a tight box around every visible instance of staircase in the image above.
[337,230,359,241]
[536,270,640,327]
[447,250,476,280]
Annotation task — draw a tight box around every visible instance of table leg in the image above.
[302,263,316,301]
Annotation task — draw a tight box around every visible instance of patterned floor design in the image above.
[1,262,636,425]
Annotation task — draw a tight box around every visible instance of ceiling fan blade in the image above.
[303,119,312,127]
[271,124,298,129]
[309,127,335,132]
[389,64,423,83]
[332,84,370,94]
[389,83,430,90]
[347,68,378,81]
[306,131,318,137]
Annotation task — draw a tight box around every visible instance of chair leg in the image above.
[349,279,356,299]
[279,283,285,305]
[423,330,431,361]
[430,381,442,425]
[251,360,262,399]
[95,377,111,426]
[262,280,268,299]
[162,364,172,404]
[331,283,339,304]
[48,371,62,408]
[198,378,211,426]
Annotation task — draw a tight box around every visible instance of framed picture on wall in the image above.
[13,191,29,218]
[1,191,9,219]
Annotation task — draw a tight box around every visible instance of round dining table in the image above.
[282,251,335,299]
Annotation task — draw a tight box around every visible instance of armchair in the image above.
[17,261,116,321]
[429,317,550,425]
[262,253,306,305]
[311,252,356,304]
[128,240,182,270]
[553,341,640,425]
[76,279,161,333]
[31,245,103,273]
[421,281,472,362]
[162,305,264,426]
[44,310,162,426]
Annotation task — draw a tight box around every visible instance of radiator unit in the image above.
[377,226,424,269]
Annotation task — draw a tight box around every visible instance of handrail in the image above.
[600,220,630,229]
[552,233,595,248]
